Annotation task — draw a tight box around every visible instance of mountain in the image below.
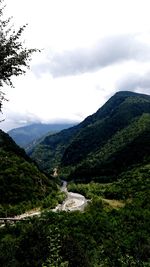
[29,91,150,181]
[62,91,150,165]
[70,113,150,182]
[8,122,76,148]
[0,129,56,216]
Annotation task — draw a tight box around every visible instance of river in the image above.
[53,180,88,212]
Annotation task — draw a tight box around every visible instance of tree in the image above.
[0,0,38,115]
[42,227,69,267]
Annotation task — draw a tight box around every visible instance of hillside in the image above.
[29,123,82,172]
[70,113,150,182]
[62,91,150,166]
[0,129,57,216]
[30,91,150,180]
[8,122,75,148]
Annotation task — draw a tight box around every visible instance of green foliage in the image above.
[70,113,150,182]
[62,93,150,167]
[30,126,79,173]
[0,129,31,161]
[0,130,60,216]
[42,227,69,267]
[68,161,150,203]
[0,148,53,205]
[1,157,149,266]
[68,181,106,199]
[0,0,37,114]
[0,186,149,266]
[104,163,150,200]
[42,191,66,209]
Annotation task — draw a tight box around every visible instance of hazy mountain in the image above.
[29,91,150,182]
[8,122,76,148]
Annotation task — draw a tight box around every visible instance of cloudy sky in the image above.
[1,0,150,131]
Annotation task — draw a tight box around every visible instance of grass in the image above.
[102,198,125,209]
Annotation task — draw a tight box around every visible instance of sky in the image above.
[1,0,150,131]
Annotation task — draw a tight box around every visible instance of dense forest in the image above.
[0,162,149,266]
[69,113,150,182]
[0,130,65,217]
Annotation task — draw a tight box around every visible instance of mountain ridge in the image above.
[29,91,150,182]
[62,91,150,166]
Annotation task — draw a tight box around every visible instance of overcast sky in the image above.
[1,0,150,131]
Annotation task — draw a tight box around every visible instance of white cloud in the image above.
[1,70,109,131]
[117,72,150,93]
[32,34,150,77]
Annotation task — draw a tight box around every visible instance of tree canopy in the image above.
[0,0,37,114]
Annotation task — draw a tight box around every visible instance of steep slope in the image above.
[8,122,75,148]
[30,91,150,178]
[0,130,55,209]
[70,113,150,182]
[29,123,82,173]
[30,91,135,172]
[62,91,150,166]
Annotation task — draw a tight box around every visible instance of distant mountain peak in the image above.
[8,122,76,148]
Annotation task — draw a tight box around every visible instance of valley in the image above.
[0,180,88,227]
[0,91,150,267]
[1,0,150,264]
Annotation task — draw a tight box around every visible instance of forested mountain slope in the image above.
[29,123,82,173]
[0,130,56,215]
[62,91,150,166]
[30,91,150,181]
[70,113,150,182]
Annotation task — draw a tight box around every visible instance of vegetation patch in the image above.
[102,198,125,209]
